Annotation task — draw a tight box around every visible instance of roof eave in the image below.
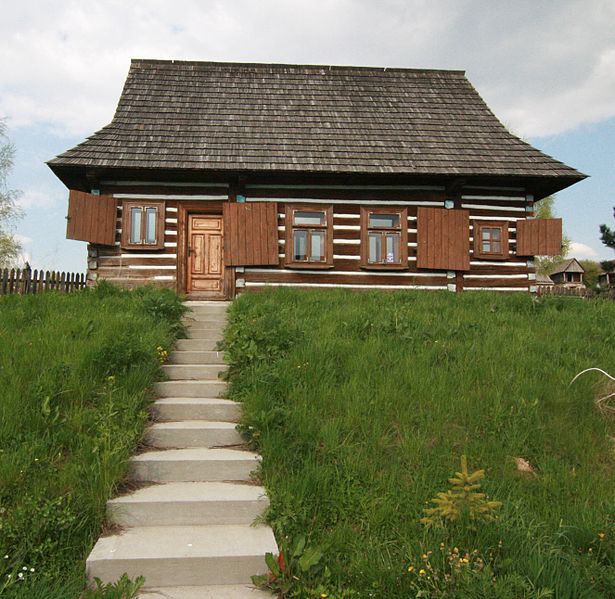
[47,162,587,198]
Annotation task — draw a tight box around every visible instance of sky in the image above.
[1,0,614,272]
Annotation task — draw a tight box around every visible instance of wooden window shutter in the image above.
[66,190,116,245]
[223,202,279,266]
[416,207,470,271]
[516,218,562,256]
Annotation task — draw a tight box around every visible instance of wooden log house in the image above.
[48,60,585,299]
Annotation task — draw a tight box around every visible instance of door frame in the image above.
[177,201,235,299]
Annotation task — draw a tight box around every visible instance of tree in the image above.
[0,119,23,268]
[600,207,615,252]
[533,195,570,276]
[579,260,601,289]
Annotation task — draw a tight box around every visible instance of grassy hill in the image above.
[224,289,615,598]
[0,284,184,598]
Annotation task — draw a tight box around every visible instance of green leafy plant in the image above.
[420,456,502,529]
[252,535,352,598]
[81,574,145,599]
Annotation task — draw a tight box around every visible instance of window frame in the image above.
[121,200,166,250]
[360,207,408,269]
[284,204,333,268]
[472,220,509,260]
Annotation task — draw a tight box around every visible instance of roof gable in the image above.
[49,59,586,192]
[550,258,585,275]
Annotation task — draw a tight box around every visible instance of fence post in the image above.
[22,264,32,294]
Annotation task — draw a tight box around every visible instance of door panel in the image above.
[187,215,225,298]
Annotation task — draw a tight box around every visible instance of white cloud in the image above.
[0,0,614,138]
[14,234,33,245]
[569,242,599,260]
[16,189,59,209]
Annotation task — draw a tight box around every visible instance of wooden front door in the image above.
[187,214,225,297]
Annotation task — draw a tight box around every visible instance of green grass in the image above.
[224,289,615,598]
[0,283,185,598]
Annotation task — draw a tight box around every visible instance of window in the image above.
[121,201,165,249]
[472,221,508,260]
[361,207,408,268]
[285,205,333,268]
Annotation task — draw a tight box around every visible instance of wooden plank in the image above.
[517,219,562,256]
[417,207,469,271]
[224,202,279,266]
[67,190,116,245]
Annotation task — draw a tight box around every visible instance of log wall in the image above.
[81,182,535,294]
[88,185,229,289]
[240,185,534,293]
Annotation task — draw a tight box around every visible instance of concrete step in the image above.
[161,364,227,380]
[108,482,269,527]
[175,339,220,351]
[183,313,227,322]
[87,524,277,587]
[152,398,241,423]
[182,321,227,332]
[167,351,225,365]
[130,448,260,482]
[146,421,242,448]
[185,320,226,328]
[184,329,224,340]
[138,585,272,598]
[154,380,226,398]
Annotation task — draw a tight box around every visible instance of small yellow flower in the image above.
[421,553,428,560]
[588,547,593,554]
[320,594,328,598]
[453,547,459,554]
[408,565,414,573]
[419,569,426,576]
[598,532,605,540]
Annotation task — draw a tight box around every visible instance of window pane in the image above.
[130,208,142,243]
[293,230,308,261]
[491,241,501,254]
[491,228,501,241]
[309,231,325,261]
[482,241,490,253]
[481,229,491,241]
[369,213,400,228]
[368,233,381,263]
[145,208,157,244]
[385,233,400,263]
[294,210,326,226]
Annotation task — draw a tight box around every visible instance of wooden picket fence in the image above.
[536,285,594,298]
[0,267,87,296]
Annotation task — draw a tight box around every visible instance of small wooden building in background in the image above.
[548,258,585,288]
[48,60,585,299]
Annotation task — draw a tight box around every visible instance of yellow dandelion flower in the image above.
[419,569,426,576]
[408,565,414,573]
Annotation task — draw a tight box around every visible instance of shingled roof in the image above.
[49,59,585,192]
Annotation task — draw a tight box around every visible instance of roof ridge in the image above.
[129,58,466,76]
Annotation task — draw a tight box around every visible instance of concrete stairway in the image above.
[86,301,276,599]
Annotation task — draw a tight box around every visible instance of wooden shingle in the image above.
[49,59,585,187]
